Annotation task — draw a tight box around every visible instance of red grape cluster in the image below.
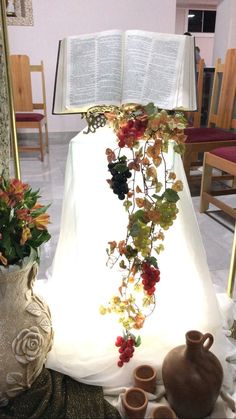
[115,336,135,367]
[117,119,148,148]
[141,262,160,295]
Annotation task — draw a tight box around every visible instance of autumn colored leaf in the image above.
[146,166,157,179]
[135,198,145,208]
[108,241,117,252]
[118,240,126,255]
[105,148,116,162]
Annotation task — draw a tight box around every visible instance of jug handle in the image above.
[202,332,214,351]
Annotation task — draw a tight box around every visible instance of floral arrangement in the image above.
[99,103,187,367]
[0,176,51,266]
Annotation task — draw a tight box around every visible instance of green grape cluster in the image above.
[158,202,179,230]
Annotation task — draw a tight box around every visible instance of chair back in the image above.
[208,48,236,130]
[194,58,204,128]
[186,58,204,128]
[9,55,49,161]
[10,55,47,116]
[10,55,33,111]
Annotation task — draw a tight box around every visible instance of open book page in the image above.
[65,30,123,111]
[122,30,195,110]
[176,36,196,110]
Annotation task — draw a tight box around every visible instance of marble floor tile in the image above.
[12,132,236,298]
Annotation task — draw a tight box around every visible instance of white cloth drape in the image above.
[35,126,236,417]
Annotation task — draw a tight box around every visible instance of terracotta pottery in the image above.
[134,364,157,394]
[151,405,177,419]
[162,330,223,419]
[0,252,53,406]
[122,387,148,419]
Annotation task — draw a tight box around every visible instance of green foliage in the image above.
[0,176,51,266]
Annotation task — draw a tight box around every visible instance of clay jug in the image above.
[162,330,223,419]
[0,252,53,406]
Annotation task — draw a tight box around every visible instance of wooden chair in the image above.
[186,58,205,128]
[200,147,236,219]
[183,49,236,188]
[10,55,49,161]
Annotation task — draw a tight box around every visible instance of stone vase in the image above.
[162,330,223,419]
[0,251,53,406]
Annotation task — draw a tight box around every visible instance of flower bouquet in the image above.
[0,175,51,266]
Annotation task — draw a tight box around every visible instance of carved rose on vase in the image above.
[12,326,44,365]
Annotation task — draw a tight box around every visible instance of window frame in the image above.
[186,8,216,34]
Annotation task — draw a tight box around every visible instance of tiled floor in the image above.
[14,132,236,296]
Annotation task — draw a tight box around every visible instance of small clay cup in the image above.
[151,405,177,419]
[122,387,148,419]
[134,364,157,394]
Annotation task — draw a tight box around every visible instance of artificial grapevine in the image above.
[99,103,187,366]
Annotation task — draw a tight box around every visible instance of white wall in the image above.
[213,0,236,63]
[8,0,177,133]
[175,8,185,34]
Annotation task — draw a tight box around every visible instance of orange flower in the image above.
[16,209,33,222]
[33,213,50,230]
[0,189,10,205]
[20,227,31,245]
[32,203,43,210]
[0,252,8,266]
[9,179,28,202]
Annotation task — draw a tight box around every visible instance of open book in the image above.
[52,29,197,114]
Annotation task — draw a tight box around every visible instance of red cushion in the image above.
[184,127,236,143]
[210,147,236,163]
[15,113,45,122]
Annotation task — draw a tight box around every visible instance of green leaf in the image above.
[144,103,156,116]
[28,229,51,248]
[123,200,132,211]
[152,194,162,202]
[173,143,186,155]
[154,244,164,254]
[119,260,127,269]
[114,163,127,173]
[31,204,50,217]
[130,223,140,237]
[135,335,142,347]
[146,256,158,268]
[163,188,180,203]
[133,210,149,224]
